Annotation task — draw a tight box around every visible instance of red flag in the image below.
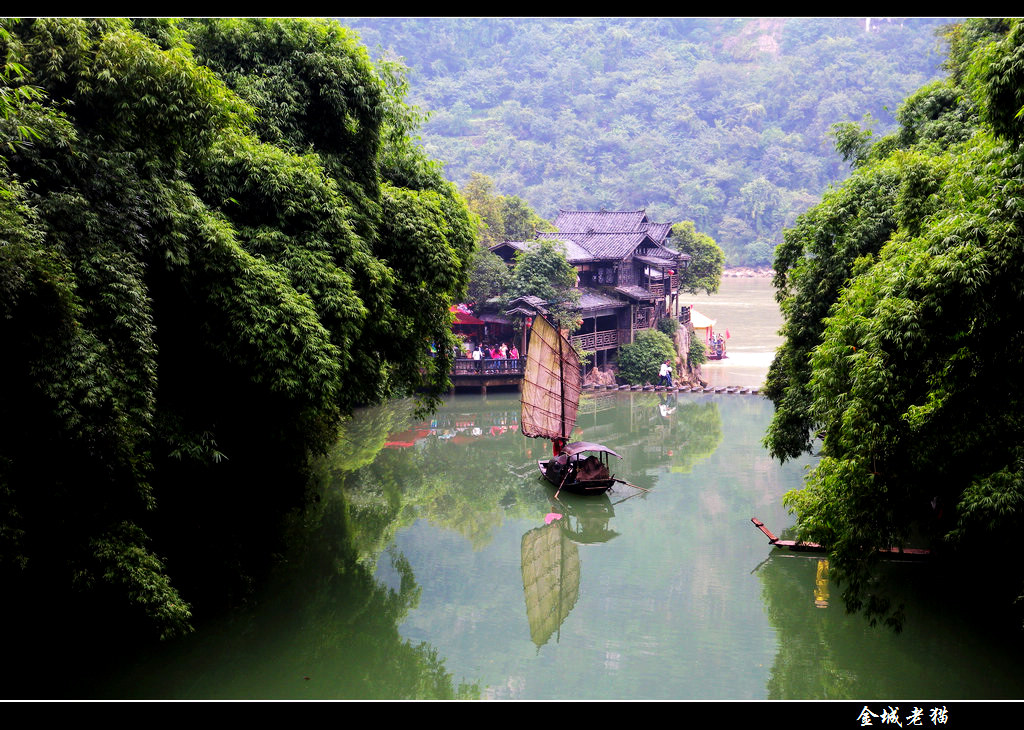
[725,329,731,339]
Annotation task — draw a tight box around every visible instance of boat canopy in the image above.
[562,441,622,459]
[688,307,716,329]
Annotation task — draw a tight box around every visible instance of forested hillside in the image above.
[342,17,954,265]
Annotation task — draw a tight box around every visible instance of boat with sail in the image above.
[520,313,621,496]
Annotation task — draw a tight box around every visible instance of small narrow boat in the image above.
[750,518,930,559]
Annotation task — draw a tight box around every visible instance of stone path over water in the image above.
[582,383,761,394]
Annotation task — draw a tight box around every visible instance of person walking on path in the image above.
[659,360,673,387]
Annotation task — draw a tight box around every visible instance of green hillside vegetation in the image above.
[0,18,473,643]
[342,17,954,267]
[764,18,1024,627]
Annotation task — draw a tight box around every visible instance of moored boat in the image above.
[750,518,930,559]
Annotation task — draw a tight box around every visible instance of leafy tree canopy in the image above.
[466,247,510,310]
[670,220,725,295]
[617,329,677,385]
[460,171,552,247]
[506,238,580,330]
[764,18,1024,628]
[0,18,473,642]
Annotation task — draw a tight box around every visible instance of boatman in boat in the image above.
[548,437,570,480]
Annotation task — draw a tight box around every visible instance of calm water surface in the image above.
[97,278,1024,700]
[688,276,781,387]
[102,391,1024,700]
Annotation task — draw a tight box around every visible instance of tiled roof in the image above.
[534,233,594,263]
[555,209,649,233]
[505,295,549,317]
[642,222,672,244]
[540,230,652,261]
[614,285,656,301]
[494,238,593,264]
[634,252,679,267]
[576,288,626,312]
[490,241,529,252]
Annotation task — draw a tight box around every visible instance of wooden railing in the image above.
[634,306,655,330]
[647,276,677,299]
[453,358,523,376]
[571,329,618,351]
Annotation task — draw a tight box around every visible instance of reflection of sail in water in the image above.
[521,521,580,648]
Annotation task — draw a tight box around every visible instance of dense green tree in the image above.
[506,238,580,329]
[669,220,725,295]
[459,171,551,246]
[617,329,677,385]
[461,171,506,245]
[0,18,473,642]
[466,247,510,310]
[828,115,876,168]
[766,18,1024,627]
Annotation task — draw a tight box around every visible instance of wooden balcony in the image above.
[571,329,619,352]
[453,358,523,376]
[451,357,523,394]
[648,276,677,299]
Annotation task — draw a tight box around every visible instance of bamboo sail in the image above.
[521,315,582,442]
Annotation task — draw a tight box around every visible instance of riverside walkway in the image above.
[449,358,760,395]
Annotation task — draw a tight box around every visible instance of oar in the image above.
[553,463,572,500]
[612,478,650,493]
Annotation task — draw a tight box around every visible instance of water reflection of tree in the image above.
[576,392,723,476]
[96,469,480,699]
[757,552,1024,700]
[759,555,856,700]
[261,488,481,699]
[323,394,724,567]
[320,396,562,556]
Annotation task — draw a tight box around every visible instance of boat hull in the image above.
[538,460,614,495]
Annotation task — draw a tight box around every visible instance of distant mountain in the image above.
[341,17,956,265]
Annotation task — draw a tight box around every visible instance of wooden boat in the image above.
[751,518,930,559]
[537,441,622,496]
[521,314,621,496]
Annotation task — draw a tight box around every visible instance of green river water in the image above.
[92,279,1024,700]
